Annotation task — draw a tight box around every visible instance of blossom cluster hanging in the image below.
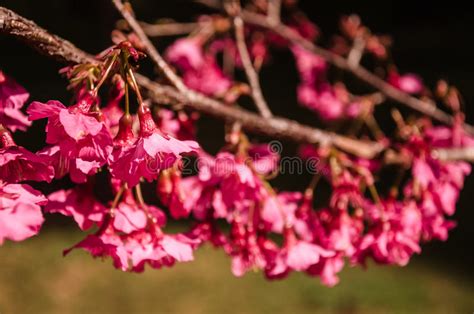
[1,0,473,287]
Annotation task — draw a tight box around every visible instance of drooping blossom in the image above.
[27,96,113,183]
[0,182,47,245]
[45,183,106,231]
[112,189,148,234]
[354,200,422,266]
[109,105,199,187]
[0,126,54,183]
[0,71,31,132]
[65,196,199,272]
[401,123,472,241]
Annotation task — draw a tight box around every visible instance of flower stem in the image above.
[93,52,118,94]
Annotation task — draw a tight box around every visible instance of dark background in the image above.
[1,0,473,275]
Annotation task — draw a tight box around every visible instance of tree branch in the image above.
[1,6,472,162]
[233,15,273,118]
[0,7,92,64]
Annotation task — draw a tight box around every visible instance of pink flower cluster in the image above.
[0,4,472,288]
[0,50,199,264]
[292,46,362,121]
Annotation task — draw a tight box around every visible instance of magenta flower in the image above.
[182,58,232,97]
[388,71,423,94]
[65,192,198,272]
[0,71,31,132]
[307,254,345,287]
[156,109,197,141]
[264,228,334,279]
[247,143,280,175]
[27,99,113,183]
[112,190,148,234]
[261,192,299,233]
[109,106,199,187]
[38,145,101,183]
[354,200,422,266]
[124,231,198,272]
[64,233,129,271]
[157,169,197,219]
[166,38,232,97]
[45,184,106,231]
[165,38,205,71]
[228,221,267,277]
[286,240,334,271]
[0,182,47,245]
[292,46,326,84]
[0,127,54,183]
[330,170,365,211]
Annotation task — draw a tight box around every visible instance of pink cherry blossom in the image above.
[388,71,423,94]
[64,233,129,271]
[0,182,47,245]
[165,38,205,71]
[0,71,31,132]
[354,200,422,266]
[292,46,327,84]
[0,128,54,183]
[166,38,232,97]
[109,106,199,187]
[307,254,345,287]
[112,190,148,234]
[156,109,198,141]
[182,58,232,97]
[27,98,113,183]
[45,184,106,230]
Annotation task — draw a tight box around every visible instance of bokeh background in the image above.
[1,0,473,313]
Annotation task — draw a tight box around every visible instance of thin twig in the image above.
[267,0,282,25]
[111,0,188,93]
[233,15,273,118]
[433,147,474,162]
[347,35,365,67]
[139,21,200,37]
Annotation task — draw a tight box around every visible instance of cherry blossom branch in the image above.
[1,6,472,162]
[232,9,273,118]
[136,74,386,157]
[239,10,474,135]
[0,5,383,158]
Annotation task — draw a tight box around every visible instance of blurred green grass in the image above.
[1,227,473,314]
